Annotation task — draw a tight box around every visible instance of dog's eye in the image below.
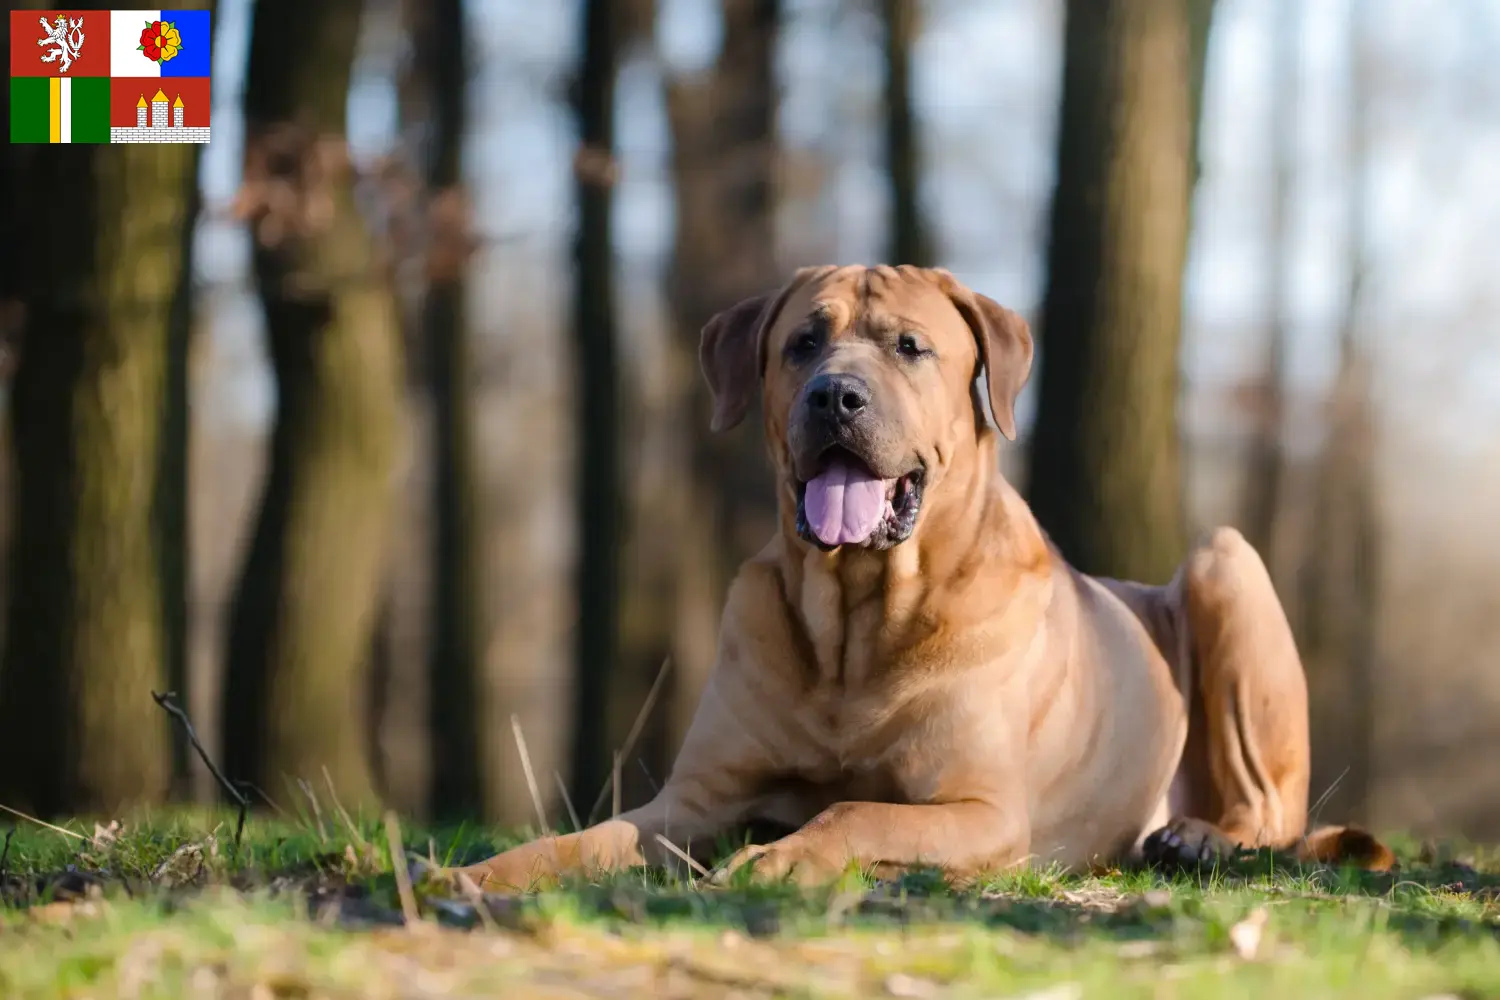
[787,332,820,360]
[897,334,925,358]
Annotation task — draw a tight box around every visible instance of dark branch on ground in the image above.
[151,690,252,852]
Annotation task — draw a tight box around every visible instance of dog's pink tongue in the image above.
[804,457,890,547]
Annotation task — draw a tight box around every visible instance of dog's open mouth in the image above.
[795,447,925,551]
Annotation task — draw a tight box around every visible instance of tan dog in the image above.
[456,265,1391,890]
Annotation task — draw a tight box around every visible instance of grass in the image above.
[0,809,1498,999]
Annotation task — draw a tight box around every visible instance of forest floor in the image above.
[0,807,1497,999]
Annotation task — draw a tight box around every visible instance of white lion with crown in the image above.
[37,14,86,74]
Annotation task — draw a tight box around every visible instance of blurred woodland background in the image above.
[2,0,1500,840]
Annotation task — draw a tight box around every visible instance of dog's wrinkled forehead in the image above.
[699,264,1033,440]
[764,266,981,357]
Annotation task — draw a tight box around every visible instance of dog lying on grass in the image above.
[455,265,1393,890]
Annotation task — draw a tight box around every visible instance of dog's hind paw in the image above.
[1142,817,1243,870]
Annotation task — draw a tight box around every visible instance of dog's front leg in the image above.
[449,635,781,891]
[711,799,1030,887]
[449,791,726,891]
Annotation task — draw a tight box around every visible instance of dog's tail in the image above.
[1294,824,1396,871]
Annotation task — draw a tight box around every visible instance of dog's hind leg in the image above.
[1175,526,1310,850]
[1136,527,1393,871]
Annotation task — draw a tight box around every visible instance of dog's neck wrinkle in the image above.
[918,428,1018,579]
[907,431,1054,656]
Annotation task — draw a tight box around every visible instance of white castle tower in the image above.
[112,89,210,143]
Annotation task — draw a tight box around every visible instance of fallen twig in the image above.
[1307,766,1350,829]
[512,716,566,877]
[588,658,672,824]
[294,777,330,843]
[322,765,367,850]
[384,811,420,926]
[0,803,86,842]
[554,771,582,833]
[638,759,661,796]
[654,834,711,880]
[510,715,549,835]
[612,750,622,819]
[151,690,251,853]
[241,781,293,821]
[454,870,499,933]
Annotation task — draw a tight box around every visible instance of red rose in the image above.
[139,22,163,62]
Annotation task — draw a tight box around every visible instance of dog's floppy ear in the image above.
[699,294,772,433]
[699,266,833,433]
[933,270,1034,440]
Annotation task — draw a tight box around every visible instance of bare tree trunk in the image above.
[1241,0,1296,562]
[882,0,931,267]
[660,0,782,769]
[1026,0,1216,585]
[1298,5,1379,825]
[162,149,205,802]
[0,135,197,815]
[223,0,403,810]
[368,0,431,818]
[567,0,625,814]
[395,0,486,822]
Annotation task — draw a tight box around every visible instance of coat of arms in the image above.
[37,14,86,74]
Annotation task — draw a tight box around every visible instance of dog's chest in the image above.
[778,690,927,810]
[784,635,931,795]
[793,681,885,754]
[795,552,894,690]
[782,553,941,792]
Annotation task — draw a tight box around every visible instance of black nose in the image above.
[805,373,871,422]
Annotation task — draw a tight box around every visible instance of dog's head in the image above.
[699,265,1033,551]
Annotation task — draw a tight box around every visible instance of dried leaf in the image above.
[151,837,215,888]
[1229,905,1269,960]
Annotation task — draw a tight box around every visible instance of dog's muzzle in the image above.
[790,374,925,551]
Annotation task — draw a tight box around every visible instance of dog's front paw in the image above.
[710,841,840,887]
[448,851,552,893]
[1142,817,1243,870]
